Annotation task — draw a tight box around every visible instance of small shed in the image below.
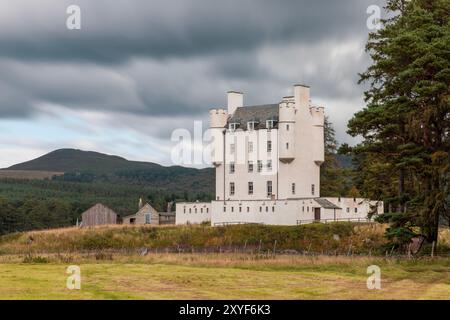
[122,203,159,225]
[81,203,118,227]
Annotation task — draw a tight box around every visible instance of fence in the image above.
[296,217,374,225]
[213,222,263,226]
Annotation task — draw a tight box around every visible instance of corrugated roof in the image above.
[314,198,342,209]
[228,104,279,130]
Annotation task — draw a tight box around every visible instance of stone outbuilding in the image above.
[122,203,159,225]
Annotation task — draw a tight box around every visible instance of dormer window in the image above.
[229,123,239,131]
[247,121,257,130]
[266,120,276,129]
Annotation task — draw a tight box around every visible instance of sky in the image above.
[0,0,386,168]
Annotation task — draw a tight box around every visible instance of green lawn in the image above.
[0,255,449,300]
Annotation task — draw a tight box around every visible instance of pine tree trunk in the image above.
[398,169,405,213]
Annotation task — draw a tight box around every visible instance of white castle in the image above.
[176,84,383,226]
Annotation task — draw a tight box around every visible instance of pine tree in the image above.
[348,0,450,248]
[320,117,352,196]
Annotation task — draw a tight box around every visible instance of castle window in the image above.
[266,206,269,212]
[195,208,197,213]
[272,206,275,212]
[286,124,290,131]
[248,161,254,173]
[230,143,236,154]
[286,142,289,150]
[230,182,235,196]
[206,208,209,213]
[231,207,234,213]
[248,182,254,195]
[259,206,262,212]
[346,208,350,213]
[292,183,296,195]
[267,140,272,152]
[257,160,263,172]
[189,208,192,213]
[229,162,235,174]
[311,184,315,196]
[266,120,276,129]
[239,207,242,212]
[355,208,358,213]
[302,206,304,212]
[247,207,250,212]
[224,207,226,212]
[338,197,341,202]
[229,123,238,131]
[201,208,203,213]
[248,141,253,153]
[247,121,257,130]
[183,207,186,214]
[267,181,273,197]
[267,160,272,171]
[307,207,309,212]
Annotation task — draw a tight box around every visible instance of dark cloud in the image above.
[0,0,387,147]
[0,0,385,63]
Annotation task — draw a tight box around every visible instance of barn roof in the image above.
[81,203,118,216]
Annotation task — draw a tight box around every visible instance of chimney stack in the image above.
[294,84,310,109]
[227,91,243,115]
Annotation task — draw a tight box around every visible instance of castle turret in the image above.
[209,108,228,166]
[310,106,325,165]
[294,84,310,113]
[279,96,296,163]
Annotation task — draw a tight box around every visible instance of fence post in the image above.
[407,243,411,260]
[273,240,277,258]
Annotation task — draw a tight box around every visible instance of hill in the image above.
[0,150,214,227]
[8,148,178,173]
[336,154,353,168]
[3,148,214,193]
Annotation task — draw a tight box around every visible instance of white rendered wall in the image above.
[278,85,321,199]
[217,128,279,200]
[211,199,319,225]
[325,198,384,217]
[175,202,211,225]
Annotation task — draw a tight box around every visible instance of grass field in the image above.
[1,224,449,300]
[0,254,449,300]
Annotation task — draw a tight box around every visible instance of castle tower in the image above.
[209,108,228,166]
[278,96,296,163]
[309,106,325,165]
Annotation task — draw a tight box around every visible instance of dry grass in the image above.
[0,222,390,255]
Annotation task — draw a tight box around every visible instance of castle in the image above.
[176,84,383,226]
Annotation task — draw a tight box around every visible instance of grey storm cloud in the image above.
[0,0,386,145]
[0,0,384,63]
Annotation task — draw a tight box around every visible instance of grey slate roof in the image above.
[314,198,342,209]
[227,104,279,130]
